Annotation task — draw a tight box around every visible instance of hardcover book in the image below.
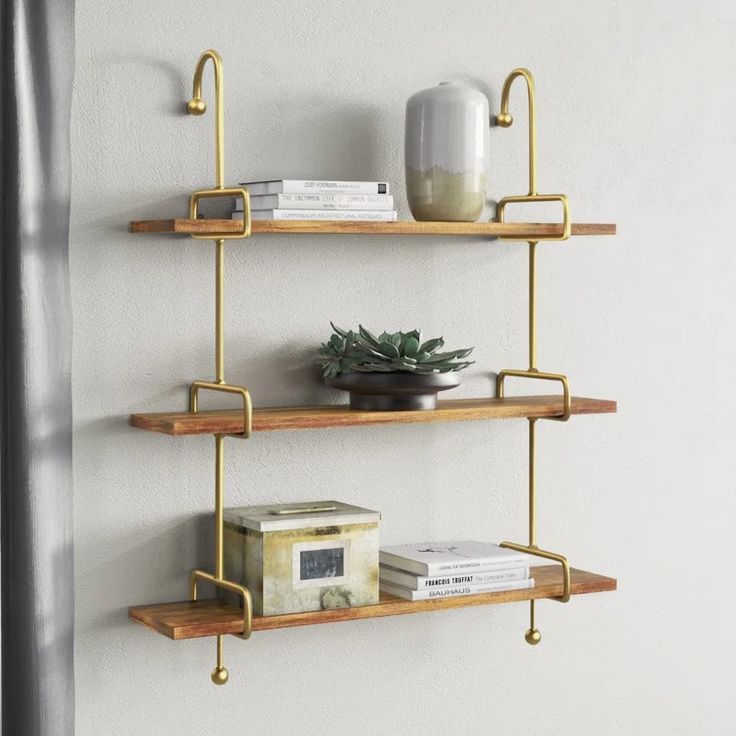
[379,541,532,576]
[380,577,534,602]
[379,564,530,590]
[234,209,398,222]
[239,179,390,196]
[236,193,394,211]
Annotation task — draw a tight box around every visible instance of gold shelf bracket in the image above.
[185,49,253,686]
[494,68,574,646]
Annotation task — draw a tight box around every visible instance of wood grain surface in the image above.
[129,395,617,436]
[128,565,617,640]
[130,218,616,238]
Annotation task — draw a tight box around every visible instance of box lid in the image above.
[224,500,381,532]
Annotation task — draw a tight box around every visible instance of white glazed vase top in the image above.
[405,81,489,222]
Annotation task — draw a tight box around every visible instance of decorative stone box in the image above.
[224,501,380,616]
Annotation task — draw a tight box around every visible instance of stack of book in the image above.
[379,540,534,601]
[233,179,397,222]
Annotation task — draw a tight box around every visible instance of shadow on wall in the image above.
[76,514,213,635]
[94,53,188,116]
[232,97,389,184]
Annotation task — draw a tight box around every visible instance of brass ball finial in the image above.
[187,98,207,115]
[525,628,541,645]
[211,666,229,685]
[496,112,513,127]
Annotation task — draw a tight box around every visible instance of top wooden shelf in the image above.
[129,218,616,238]
[130,395,616,436]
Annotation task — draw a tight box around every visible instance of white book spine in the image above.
[236,209,398,222]
[238,193,394,211]
[379,565,530,591]
[380,578,534,602]
[240,180,390,195]
[379,551,529,577]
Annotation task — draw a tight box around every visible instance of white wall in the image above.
[70,1,736,734]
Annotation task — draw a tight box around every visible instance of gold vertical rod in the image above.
[529,242,537,371]
[216,636,224,671]
[188,48,236,687]
[214,67,224,190]
[215,434,225,579]
[528,419,537,548]
[211,432,228,684]
[499,68,541,645]
[215,240,225,384]
[526,416,541,645]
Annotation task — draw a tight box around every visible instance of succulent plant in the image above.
[318,323,474,378]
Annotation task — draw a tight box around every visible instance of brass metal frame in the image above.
[190,569,253,640]
[190,381,253,439]
[496,194,570,241]
[497,369,571,423]
[189,187,251,240]
[494,68,573,646]
[163,57,580,679]
[185,49,253,686]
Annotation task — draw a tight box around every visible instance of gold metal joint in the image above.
[496,369,571,422]
[499,542,572,603]
[188,187,251,240]
[189,380,253,438]
[496,193,571,242]
[190,568,254,640]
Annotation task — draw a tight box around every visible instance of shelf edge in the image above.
[129,218,616,238]
[128,566,617,640]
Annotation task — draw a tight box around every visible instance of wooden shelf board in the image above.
[128,565,616,640]
[129,218,615,238]
[130,395,616,436]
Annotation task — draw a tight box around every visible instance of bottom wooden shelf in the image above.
[129,565,616,640]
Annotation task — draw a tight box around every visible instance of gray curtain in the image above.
[1,1,75,734]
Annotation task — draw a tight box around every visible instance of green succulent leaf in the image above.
[358,325,381,347]
[419,337,444,355]
[423,348,474,363]
[389,332,402,348]
[404,336,419,357]
[377,341,401,359]
[330,322,351,339]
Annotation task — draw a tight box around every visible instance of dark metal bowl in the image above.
[327,371,461,411]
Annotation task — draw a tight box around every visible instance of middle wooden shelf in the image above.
[128,565,617,640]
[130,394,616,436]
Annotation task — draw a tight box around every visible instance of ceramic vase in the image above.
[405,82,489,222]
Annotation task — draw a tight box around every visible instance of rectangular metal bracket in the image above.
[188,187,251,240]
[499,542,571,602]
[189,380,253,438]
[190,568,253,640]
[496,368,571,422]
[496,193,571,241]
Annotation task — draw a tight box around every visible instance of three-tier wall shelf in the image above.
[127,52,617,686]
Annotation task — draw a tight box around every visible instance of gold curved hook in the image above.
[496,68,536,196]
[187,49,225,189]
